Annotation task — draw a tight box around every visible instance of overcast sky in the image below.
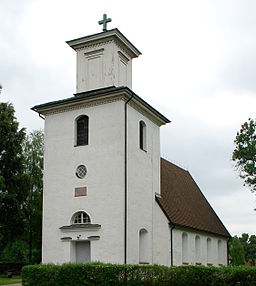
[1,0,256,236]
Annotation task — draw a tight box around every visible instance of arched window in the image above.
[182,232,188,264]
[218,240,222,265]
[139,120,147,151]
[139,228,149,263]
[72,211,91,224]
[195,235,201,263]
[76,115,89,146]
[207,238,212,264]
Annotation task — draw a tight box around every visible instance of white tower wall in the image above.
[126,104,161,264]
[42,100,126,263]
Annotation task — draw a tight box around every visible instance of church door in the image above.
[76,241,91,263]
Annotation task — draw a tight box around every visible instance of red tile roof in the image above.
[157,158,230,237]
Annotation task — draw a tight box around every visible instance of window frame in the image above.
[217,240,222,265]
[139,120,147,151]
[72,211,91,225]
[195,235,201,263]
[207,237,212,265]
[182,232,189,264]
[139,228,149,264]
[75,115,89,146]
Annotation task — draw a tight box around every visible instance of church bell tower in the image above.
[33,15,169,265]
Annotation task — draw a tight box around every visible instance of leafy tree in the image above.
[230,236,245,266]
[0,102,27,254]
[239,233,250,262]
[232,118,256,194]
[0,103,43,263]
[239,233,256,265]
[248,235,256,263]
[22,130,44,264]
[1,240,28,262]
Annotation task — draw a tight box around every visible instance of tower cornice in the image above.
[66,28,141,59]
[32,86,170,126]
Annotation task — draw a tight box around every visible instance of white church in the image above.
[32,16,230,266]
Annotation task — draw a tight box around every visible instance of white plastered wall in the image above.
[126,104,161,264]
[172,227,228,266]
[153,201,171,266]
[42,99,126,264]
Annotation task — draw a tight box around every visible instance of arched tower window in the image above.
[182,232,188,264]
[72,211,91,224]
[76,115,89,146]
[139,120,147,151]
[195,235,201,263]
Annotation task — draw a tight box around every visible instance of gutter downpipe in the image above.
[170,224,175,266]
[124,93,134,264]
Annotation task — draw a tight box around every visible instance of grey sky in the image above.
[1,0,256,236]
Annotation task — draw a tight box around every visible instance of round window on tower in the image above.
[76,165,87,179]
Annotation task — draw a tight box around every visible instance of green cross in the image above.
[98,14,112,32]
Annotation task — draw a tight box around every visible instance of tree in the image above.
[230,236,245,266]
[239,233,250,262]
[248,235,256,264]
[239,233,256,265]
[232,118,256,194]
[0,102,27,254]
[1,240,28,262]
[22,130,44,264]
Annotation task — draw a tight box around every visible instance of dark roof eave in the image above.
[31,86,119,111]
[173,222,231,239]
[156,197,230,238]
[32,86,170,124]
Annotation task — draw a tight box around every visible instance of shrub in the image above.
[22,263,256,286]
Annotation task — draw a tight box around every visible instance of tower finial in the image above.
[98,14,112,32]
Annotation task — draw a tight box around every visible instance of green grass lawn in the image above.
[0,275,21,285]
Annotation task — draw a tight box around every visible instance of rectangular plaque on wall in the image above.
[75,187,87,197]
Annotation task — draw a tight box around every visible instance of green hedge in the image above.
[21,263,256,286]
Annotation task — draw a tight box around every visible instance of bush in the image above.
[22,263,256,286]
